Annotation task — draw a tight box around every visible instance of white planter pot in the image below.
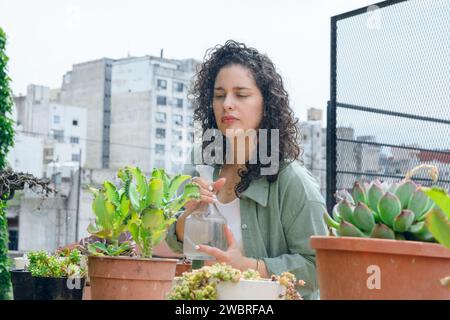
[14,257,29,270]
[216,279,286,300]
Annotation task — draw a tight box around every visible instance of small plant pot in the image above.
[175,261,192,276]
[311,236,450,300]
[88,255,178,300]
[33,276,85,300]
[10,269,34,300]
[216,279,286,300]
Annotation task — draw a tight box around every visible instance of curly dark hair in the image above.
[191,40,301,196]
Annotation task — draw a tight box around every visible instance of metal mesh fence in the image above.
[327,0,450,211]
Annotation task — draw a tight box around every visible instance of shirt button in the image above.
[241,224,248,230]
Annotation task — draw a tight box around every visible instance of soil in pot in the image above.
[10,269,34,300]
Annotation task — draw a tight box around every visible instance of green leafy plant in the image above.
[86,168,136,256]
[168,263,304,300]
[87,166,200,258]
[27,250,86,278]
[0,27,15,300]
[126,167,200,258]
[324,165,441,241]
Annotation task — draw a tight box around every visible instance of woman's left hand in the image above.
[196,225,253,271]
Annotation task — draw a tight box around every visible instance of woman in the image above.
[166,40,328,299]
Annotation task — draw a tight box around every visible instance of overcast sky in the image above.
[1,0,377,122]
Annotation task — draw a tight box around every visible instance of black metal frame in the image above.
[326,0,450,212]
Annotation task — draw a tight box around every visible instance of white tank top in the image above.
[210,198,244,253]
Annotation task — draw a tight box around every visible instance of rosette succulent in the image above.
[324,165,441,242]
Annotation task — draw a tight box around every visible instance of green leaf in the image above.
[148,178,164,209]
[129,167,148,199]
[166,183,200,215]
[323,211,340,229]
[352,182,367,205]
[336,199,354,224]
[407,189,431,220]
[353,202,375,233]
[368,182,384,213]
[119,193,130,217]
[167,174,191,201]
[421,187,450,219]
[103,181,120,207]
[92,193,113,230]
[378,192,402,227]
[395,180,417,209]
[393,210,415,233]
[88,242,109,256]
[426,208,450,249]
[337,221,366,238]
[129,223,140,244]
[141,208,164,230]
[129,183,140,211]
[370,224,395,239]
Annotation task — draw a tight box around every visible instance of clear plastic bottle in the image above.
[183,165,228,260]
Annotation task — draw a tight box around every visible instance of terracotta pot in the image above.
[310,236,450,300]
[88,255,178,300]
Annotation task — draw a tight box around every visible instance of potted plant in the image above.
[86,166,200,300]
[12,249,86,300]
[311,165,450,299]
[168,263,304,300]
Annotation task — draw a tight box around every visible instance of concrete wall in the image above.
[7,132,45,178]
[60,58,113,169]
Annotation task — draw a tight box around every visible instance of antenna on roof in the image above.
[160,49,164,59]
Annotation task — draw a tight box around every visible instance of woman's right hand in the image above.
[184,177,226,215]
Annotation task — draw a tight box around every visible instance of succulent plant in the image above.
[324,165,441,242]
[87,166,201,258]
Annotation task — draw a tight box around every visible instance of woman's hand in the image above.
[175,177,226,242]
[184,177,226,214]
[196,225,254,272]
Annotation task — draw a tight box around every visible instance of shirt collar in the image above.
[213,167,269,207]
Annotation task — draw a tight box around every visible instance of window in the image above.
[156,128,166,139]
[53,130,64,142]
[174,82,184,92]
[157,96,167,106]
[157,79,167,90]
[70,136,79,144]
[8,229,18,251]
[53,115,60,124]
[155,144,165,155]
[172,130,183,142]
[72,119,78,126]
[186,116,193,126]
[72,153,80,162]
[173,114,183,126]
[172,146,183,158]
[188,132,194,143]
[155,112,166,123]
[175,98,183,109]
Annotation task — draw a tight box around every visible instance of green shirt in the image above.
[166,160,329,300]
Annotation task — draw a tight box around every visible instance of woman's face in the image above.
[212,64,264,137]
